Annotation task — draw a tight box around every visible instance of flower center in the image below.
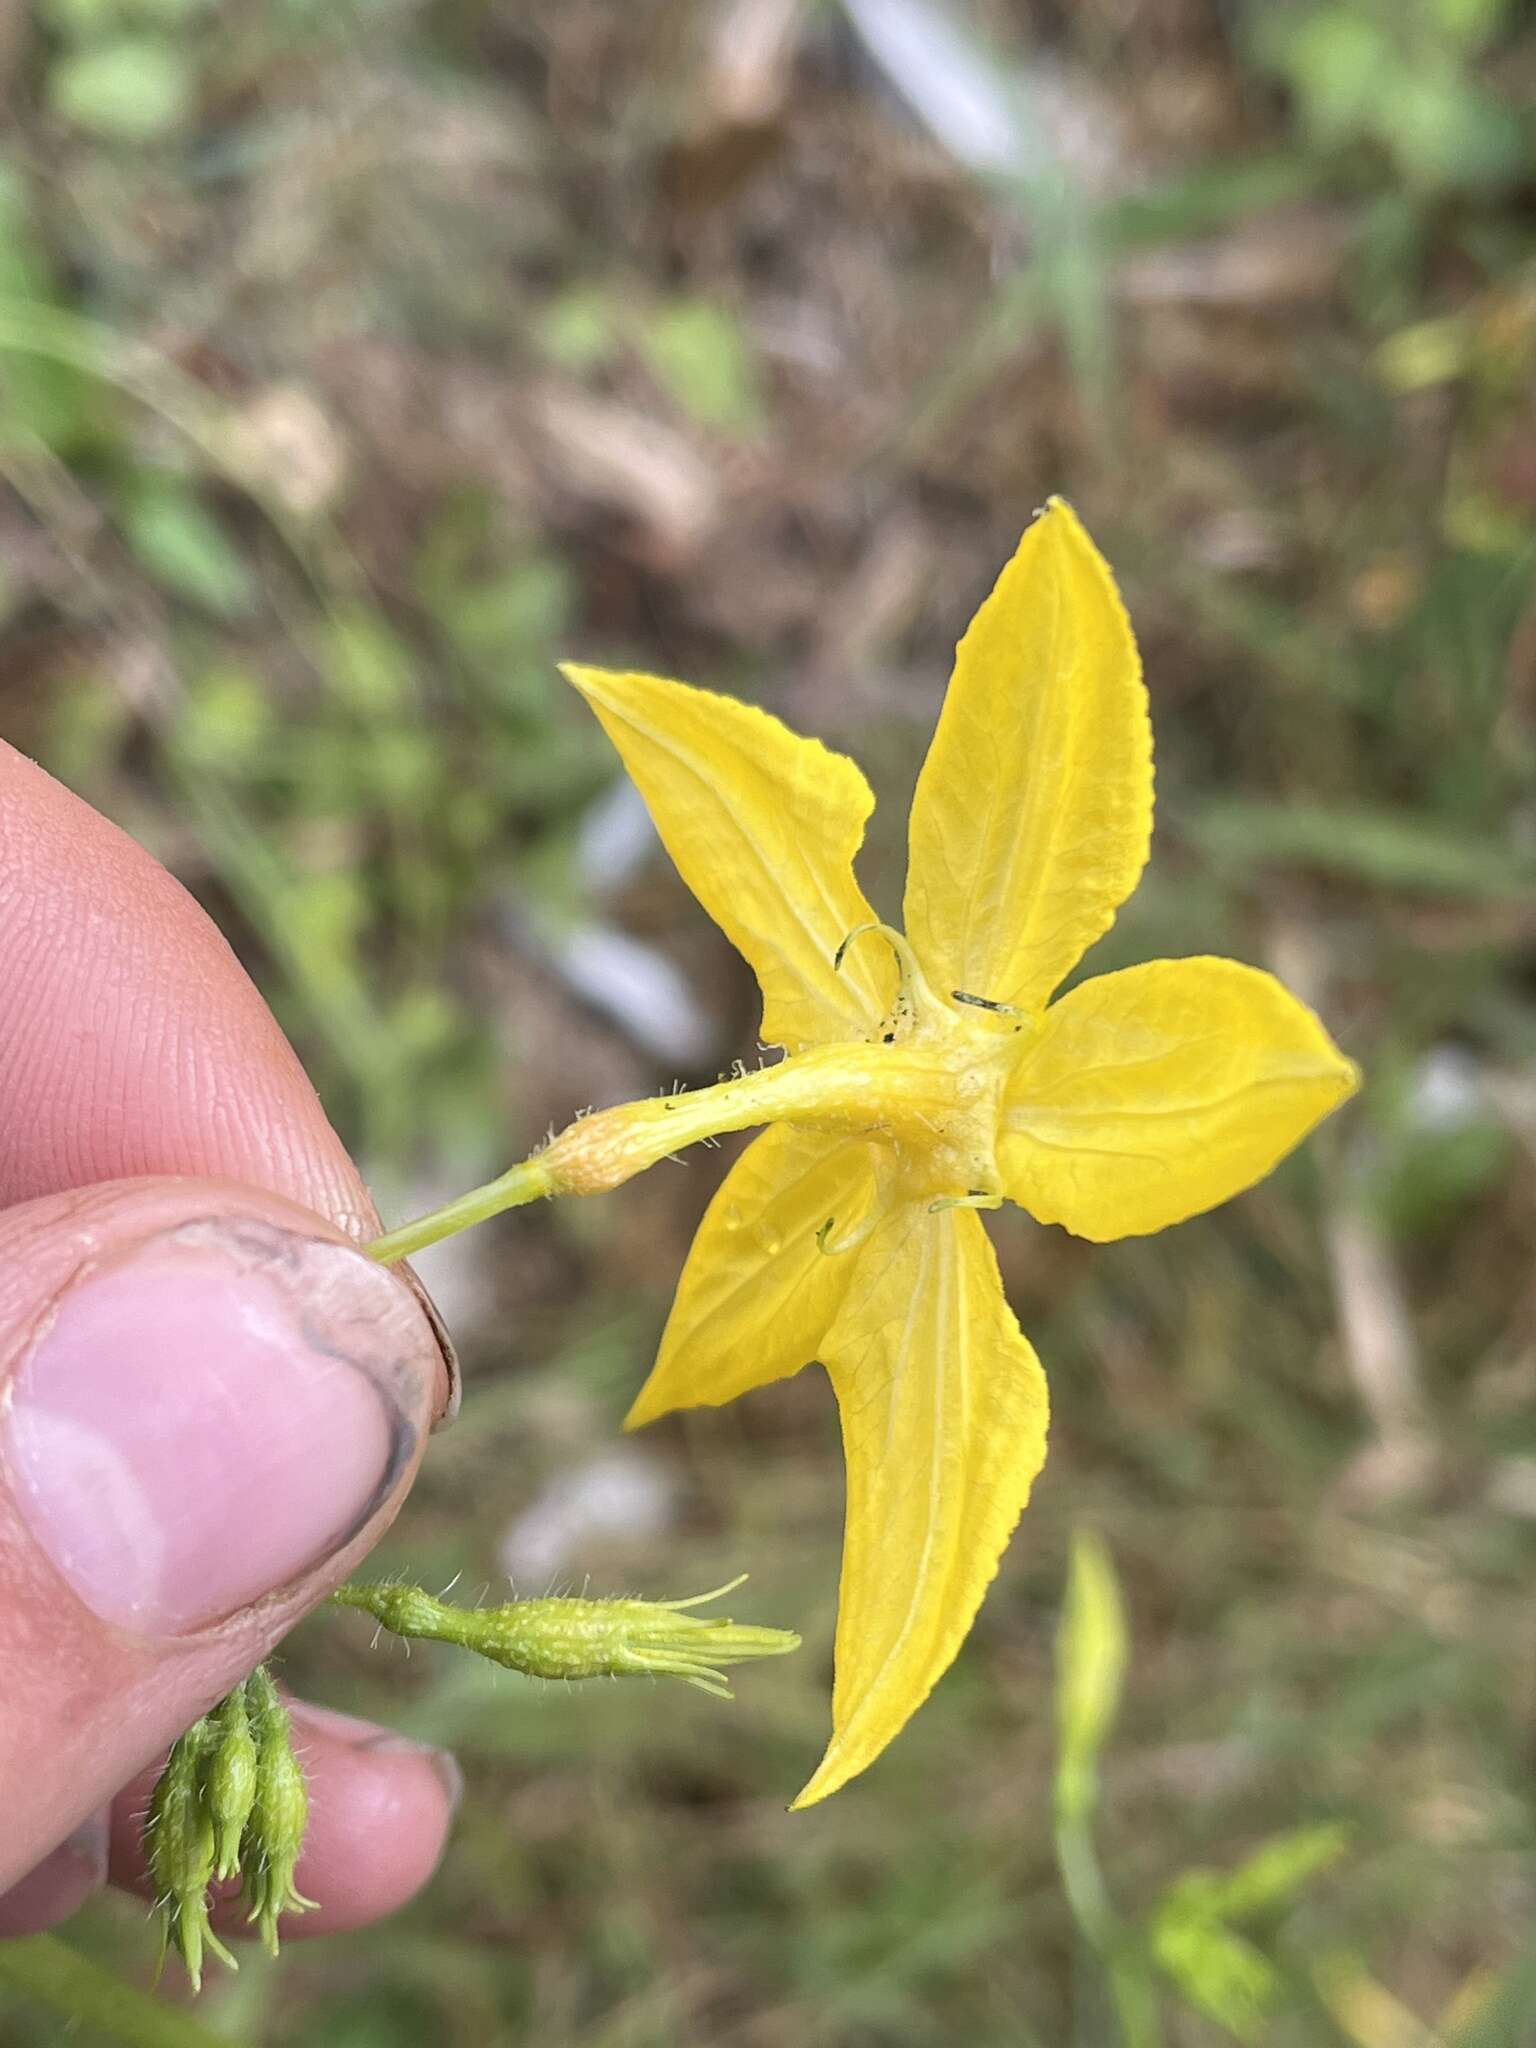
[537,925,1034,1210]
[828,921,1036,1206]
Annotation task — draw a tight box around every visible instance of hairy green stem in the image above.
[362,1037,979,1266]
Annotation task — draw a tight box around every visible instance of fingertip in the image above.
[0,1178,447,1885]
[0,740,371,1225]
[0,1812,109,1936]
[274,1707,462,1936]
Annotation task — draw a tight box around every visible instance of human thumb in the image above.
[0,1176,439,1888]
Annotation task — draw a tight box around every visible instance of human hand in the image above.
[0,740,460,1941]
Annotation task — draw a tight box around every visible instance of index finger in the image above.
[0,740,374,1228]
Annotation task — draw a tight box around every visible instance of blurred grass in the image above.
[3,0,1536,2041]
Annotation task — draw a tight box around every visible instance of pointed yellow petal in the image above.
[562,665,893,1052]
[792,1205,1050,1808]
[626,1126,878,1428]
[1000,956,1359,1241]
[904,500,1152,1015]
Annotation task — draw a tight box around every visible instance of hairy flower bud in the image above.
[143,1663,319,1987]
[241,1665,317,1956]
[204,1683,259,1883]
[333,1575,800,1696]
[145,1719,236,1994]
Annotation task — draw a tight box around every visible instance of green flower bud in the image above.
[204,1683,259,1883]
[240,1665,317,1956]
[333,1574,800,1696]
[145,1719,237,1994]
[142,1570,798,1985]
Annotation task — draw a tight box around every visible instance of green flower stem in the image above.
[363,1041,975,1266]
[1054,1811,1163,2048]
[364,1155,554,1264]
[0,1935,230,2048]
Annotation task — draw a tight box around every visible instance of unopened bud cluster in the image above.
[145,1666,314,1989]
[146,1579,798,1990]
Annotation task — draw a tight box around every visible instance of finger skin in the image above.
[0,1177,438,1890]
[0,740,373,1226]
[0,1814,109,1936]
[107,1703,461,1940]
[0,742,461,1923]
[0,743,455,1419]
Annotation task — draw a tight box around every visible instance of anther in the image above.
[951,989,1025,1018]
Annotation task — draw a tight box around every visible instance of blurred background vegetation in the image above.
[1,0,1536,2040]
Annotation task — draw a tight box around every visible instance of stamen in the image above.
[928,1191,1004,1215]
[952,988,1025,1019]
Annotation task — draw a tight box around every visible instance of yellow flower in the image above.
[534,501,1356,1806]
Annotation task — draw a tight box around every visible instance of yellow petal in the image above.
[903,499,1152,1015]
[793,1204,1050,1808]
[1000,956,1359,1241]
[625,1126,878,1428]
[562,665,893,1052]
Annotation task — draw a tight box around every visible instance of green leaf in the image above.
[49,34,195,141]
[176,663,275,771]
[44,672,133,788]
[129,0,212,22]
[1158,1826,1349,1933]
[1150,1825,1347,2038]
[40,0,209,32]
[1373,1113,1513,1242]
[387,985,463,1060]
[277,872,372,1027]
[0,168,100,454]
[1280,10,1391,144]
[1432,0,1511,50]
[639,299,764,434]
[121,477,257,618]
[1151,1912,1280,2043]
[39,0,129,35]
[1184,797,1536,900]
[1390,68,1522,190]
[367,726,437,806]
[1208,1824,1350,1919]
[536,286,619,372]
[315,604,414,714]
